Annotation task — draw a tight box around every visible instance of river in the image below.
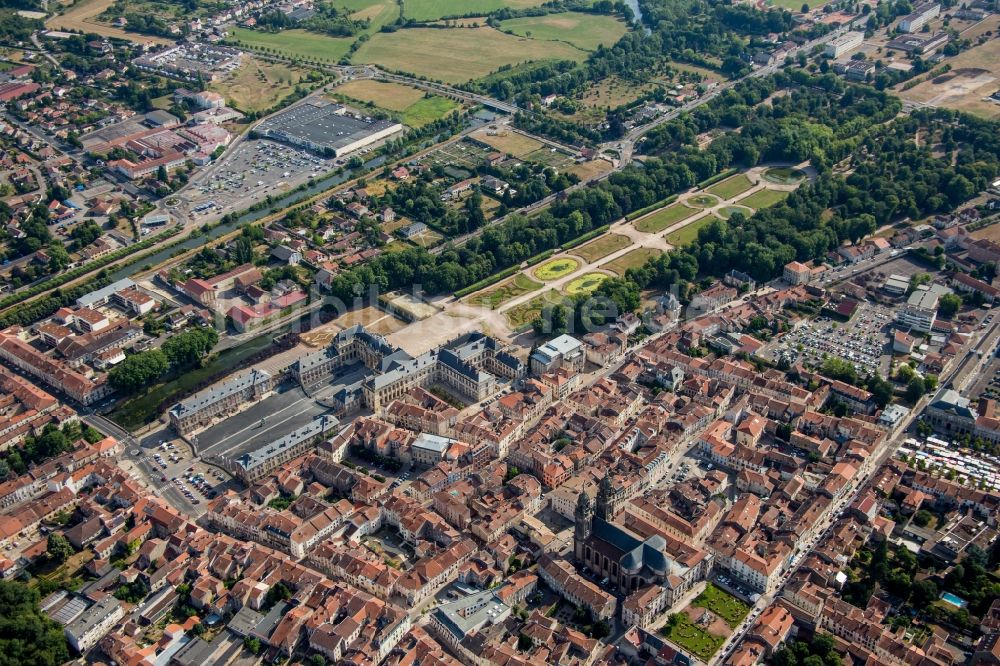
[623,0,650,33]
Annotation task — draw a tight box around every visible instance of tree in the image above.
[913,509,933,527]
[937,293,961,318]
[108,350,169,394]
[46,534,73,564]
[243,636,261,655]
[156,164,169,183]
[866,374,893,408]
[0,581,69,665]
[906,375,926,403]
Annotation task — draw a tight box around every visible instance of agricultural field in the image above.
[351,27,588,83]
[499,12,628,52]
[706,173,754,199]
[504,289,566,329]
[896,38,1000,120]
[603,248,660,276]
[228,27,354,63]
[465,273,542,309]
[46,0,173,43]
[572,233,631,262]
[470,128,545,158]
[534,257,580,281]
[403,0,547,22]
[566,158,614,181]
[337,0,400,31]
[634,203,698,234]
[665,215,714,246]
[210,58,306,113]
[737,188,789,210]
[332,80,460,127]
[564,272,610,295]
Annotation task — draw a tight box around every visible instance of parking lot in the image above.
[764,301,893,376]
[186,139,336,214]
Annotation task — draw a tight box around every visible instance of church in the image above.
[574,474,705,600]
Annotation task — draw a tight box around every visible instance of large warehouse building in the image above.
[254,99,403,157]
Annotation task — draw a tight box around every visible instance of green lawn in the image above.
[504,289,567,329]
[706,173,754,199]
[738,188,789,210]
[499,12,628,51]
[769,0,825,10]
[401,96,460,127]
[693,584,751,629]
[665,215,715,246]
[603,248,660,275]
[718,205,753,220]
[635,203,699,233]
[534,257,580,281]
[686,193,720,208]
[228,27,354,63]
[573,233,631,262]
[465,273,542,309]
[762,166,806,184]
[565,272,610,295]
[403,0,547,21]
[662,614,725,661]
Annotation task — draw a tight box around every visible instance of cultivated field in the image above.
[634,203,698,233]
[332,79,460,127]
[665,215,714,246]
[897,39,1000,120]
[470,128,545,157]
[603,248,659,275]
[229,27,354,63]
[403,0,547,22]
[351,27,588,83]
[706,173,754,199]
[737,188,788,210]
[499,12,627,51]
[210,58,305,113]
[572,234,631,262]
[566,158,614,181]
[46,0,173,44]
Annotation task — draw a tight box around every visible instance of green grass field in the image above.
[499,12,627,51]
[403,0,547,21]
[662,614,725,661]
[565,272,610,295]
[635,203,699,233]
[706,173,754,199]
[229,27,354,63]
[686,193,720,208]
[534,257,580,281]
[738,188,789,210]
[465,273,542,309]
[333,79,460,127]
[573,233,631,262]
[718,205,753,220]
[665,215,714,246]
[603,248,660,276]
[352,27,588,83]
[762,166,806,184]
[693,584,751,629]
[769,0,825,11]
[337,0,400,32]
[504,289,567,329]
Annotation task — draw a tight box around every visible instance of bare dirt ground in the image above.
[897,27,1000,120]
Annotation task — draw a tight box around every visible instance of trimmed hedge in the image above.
[453,249,556,299]
[696,167,738,190]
